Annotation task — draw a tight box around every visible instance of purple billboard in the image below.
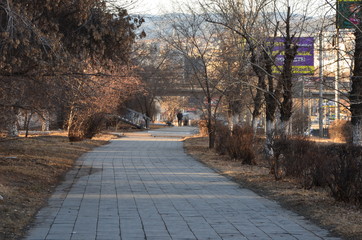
[270,37,314,75]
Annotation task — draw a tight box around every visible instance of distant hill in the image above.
[134,14,176,40]
[132,13,336,41]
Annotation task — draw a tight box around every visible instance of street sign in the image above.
[337,0,362,29]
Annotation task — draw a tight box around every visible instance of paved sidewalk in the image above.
[25,127,340,240]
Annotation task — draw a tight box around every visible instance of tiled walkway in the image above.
[24,127,339,240]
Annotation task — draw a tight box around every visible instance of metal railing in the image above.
[118,108,151,129]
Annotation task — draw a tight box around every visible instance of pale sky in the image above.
[124,0,202,15]
[123,0,328,16]
[127,0,192,15]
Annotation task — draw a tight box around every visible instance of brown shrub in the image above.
[273,137,362,205]
[329,120,352,143]
[198,120,208,136]
[68,112,106,141]
[229,126,255,165]
[215,124,256,165]
[273,137,327,187]
[325,144,362,205]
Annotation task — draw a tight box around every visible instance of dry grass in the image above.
[0,132,116,240]
[184,136,362,240]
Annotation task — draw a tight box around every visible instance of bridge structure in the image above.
[117,84,205,129]
[117,75,350,130]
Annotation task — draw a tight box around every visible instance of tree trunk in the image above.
[279,6,298,139]
[279,119,290,138]
[265,119,275,158]
[227,101,241,132]
[207,117,215,148]
[352,120,362,145]
[23,110,29,129]
[263,45,280,158]
[350,24,362,145]
[252,87,264,133]
[252,116,259,133]
[8,122,19,137]
[207,105,215,149]
[233,114,239,129]
[250,45,266,135]
[41,110,50,131]
[25,112,34,138]
[209,127,215,149]
[280,94,292,138]
[67,106,77,140]
[56,104,66,129]
[7,107,19,137]
[227,108,234,132]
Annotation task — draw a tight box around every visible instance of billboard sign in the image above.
[337,0,362,29]
[270,37,314,75]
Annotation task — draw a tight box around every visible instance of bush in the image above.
[273,137,362,205]
[329,120,352,143]
[325,144,362,205]
[198,120,208,136]
[273,137,327,187]
[68,112,105,141]
[215,124,255,165]
[229,126,255,164]
[189,119,199,127]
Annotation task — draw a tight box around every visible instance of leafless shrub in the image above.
[68,112,106,142]
[329,120,352,143]
[325,144,362,206]
[273,138,362,205]
[229,126,255,165]
[198,120,209,136]
[273,137,328,188]
[215,124,255,165]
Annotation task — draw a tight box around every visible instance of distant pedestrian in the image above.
[177,112,183,126]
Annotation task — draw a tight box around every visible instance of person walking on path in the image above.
[177,112,183,126]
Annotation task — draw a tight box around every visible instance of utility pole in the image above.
[319,32,324,138]
[308,88,312,135]
[334,30,340,120]
[301,77,305,133]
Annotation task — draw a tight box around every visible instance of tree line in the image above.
[0,0,144,140]
[145,0,362,150]
[2,0,362,151]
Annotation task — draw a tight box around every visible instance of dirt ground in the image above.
[184,136,362,240]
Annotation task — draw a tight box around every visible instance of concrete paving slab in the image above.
[24,127,340,240]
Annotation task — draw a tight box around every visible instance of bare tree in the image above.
[215,33,251,131]
[129,41,182,119]
[161,8,226,148]
[350,22,362,145]
[201,0,272,133]
[0,0,144,139]
[198,0,324,157]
